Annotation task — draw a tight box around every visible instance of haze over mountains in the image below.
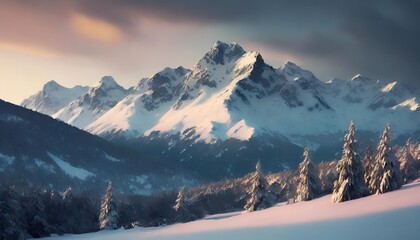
[18,41,420,179]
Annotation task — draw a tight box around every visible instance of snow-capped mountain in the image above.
[22,41,420,141]
[52,76,130,129]
[86,67,190,137]
[144,43,334,142]
[84,41,342,142]
[21,80,88,115]
[20,41,420,175]
[85,41,418,143]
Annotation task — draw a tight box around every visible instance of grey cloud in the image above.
[3,0,420,88]
[73,0,420,87]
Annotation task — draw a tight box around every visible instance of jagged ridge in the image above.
[21,41,420,143]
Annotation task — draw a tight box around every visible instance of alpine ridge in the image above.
[52,76,130,129]
[21,81,88,115]
[21,40,420,148]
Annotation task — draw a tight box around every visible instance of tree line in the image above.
[1,121,419,239]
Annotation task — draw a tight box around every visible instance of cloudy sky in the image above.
[1,0,419,104]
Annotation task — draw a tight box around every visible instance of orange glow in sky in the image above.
[70,14,123,43]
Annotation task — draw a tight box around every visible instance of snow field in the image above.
[45,181,420,240]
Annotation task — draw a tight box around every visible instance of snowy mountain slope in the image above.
[134,42,334,142]
[21,80,88,115]
[146,50,269,142]
[370,81,411,110]
[52,76,130,129]
[325,75,415,111]
[85,41,419,142]
[86,67,190,137]
[23,41,420,142]
[318,74,420,136]
[45,181,420,240]
[21,41,420,170]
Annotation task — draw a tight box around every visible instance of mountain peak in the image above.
[174,66,189,75]
[97,76,120,90]
[43,80,62,91]
[161,66,189,76]
[203,41,246,65]
[284,61,299,68]
[212,40,241,48]
[326,78,345,84]
[53,76,129,129]
[351,74,363,80]
[350,74,371,81]
[349,74,377,86]
[281,61,307,73]
[280,61,316,82]
[22,80,88,115]
[134,66,190,93]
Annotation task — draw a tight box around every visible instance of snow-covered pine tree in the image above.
[332,121,369,203]
[99,182,119,230]
[294,148,320,202]
[173,186,194,222]
[400,139,417,183]
[363,145,376,193]
[318,161,338,194]
[370,124,403,194]
[173,186,187,212]
[412,143,420,159]
[62,186,73,202]
[244,161,271,212]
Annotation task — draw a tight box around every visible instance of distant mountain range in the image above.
[17,41,420,180]
[22,41,419,142]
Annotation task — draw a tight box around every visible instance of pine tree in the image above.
[400,139,416,179]
[99,182,119,230]
[370,124,403,194]
[295,148,320,202]
[400,139,417,183]
[318,161,338,194]
[363,145,376,193]
[62,186,73,202]
[173,186,193,222]
[173,186,187,212]
[244,161,271,212]
[0,186,28,240]
[24,190,50,238]
[332,121,369,203]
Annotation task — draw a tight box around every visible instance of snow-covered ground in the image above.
[45,181,420,240]
[47,152,95,180]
